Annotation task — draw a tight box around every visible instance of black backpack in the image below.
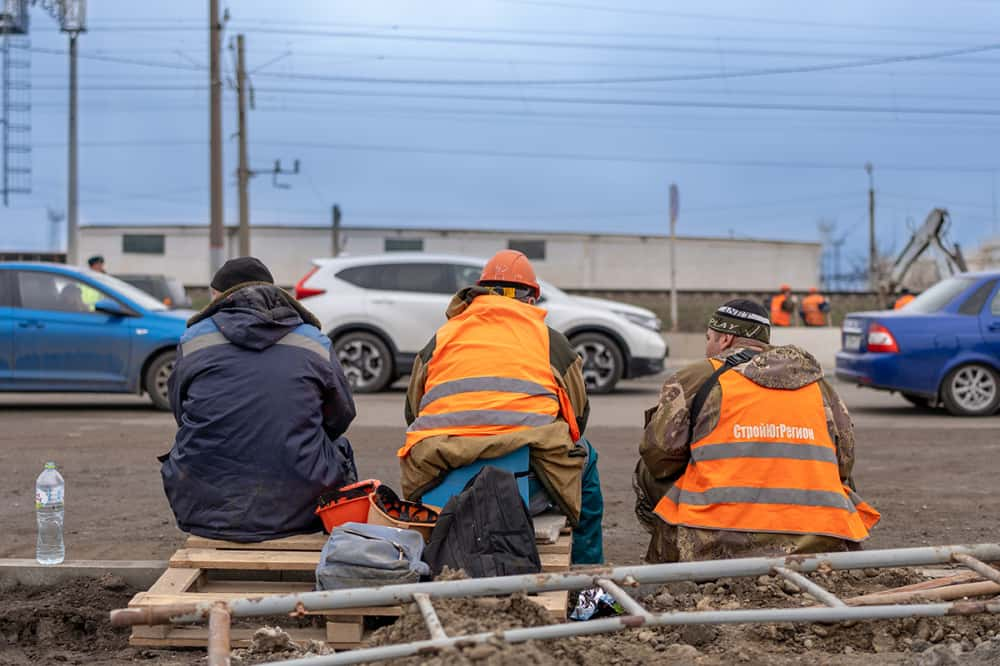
[423,466,541,578]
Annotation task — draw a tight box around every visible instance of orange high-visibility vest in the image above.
[655,360,880,541]
[770,293,792,327]
[398,295,579,458]
[801,294,828,327]
[894,294,915,310]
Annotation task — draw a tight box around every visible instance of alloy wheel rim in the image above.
[337,339,384,390]
[574,340,616,389]
[952,366,996,412]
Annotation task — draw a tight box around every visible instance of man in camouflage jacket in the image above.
[634,299,874,562]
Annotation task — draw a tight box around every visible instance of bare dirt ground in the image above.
[1,379,998,664]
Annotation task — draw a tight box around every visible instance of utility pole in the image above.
[332,204,342,257]
[66,32,78,265]
[668,183,679,333]
[866,162,876,291]
[235,34,250,257]
[209,0,225,275]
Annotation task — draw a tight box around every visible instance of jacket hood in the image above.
[720,343,824,390]
[188,282,322,351]
[445,286,491,319]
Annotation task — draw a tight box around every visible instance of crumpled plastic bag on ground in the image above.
[570,587,624,621]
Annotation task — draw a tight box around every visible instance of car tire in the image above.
[901,393,934,409]
[571,332,624,395]
[144,351,176,411]
[940,363,1000,417]
[333,331,394,393]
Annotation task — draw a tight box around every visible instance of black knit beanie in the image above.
[210,257,274,292]
[707,298,771,344]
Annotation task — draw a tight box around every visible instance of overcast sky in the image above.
[3,0,1000,266]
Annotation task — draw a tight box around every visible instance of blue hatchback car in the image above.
[836,272,1000,416]
[0,262,189,409]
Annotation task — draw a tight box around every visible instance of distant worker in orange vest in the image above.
[800,287,831,327]
[769,284,796,327]
[633,299,879,562]
[894,288,916,310]
[399,250,604,564]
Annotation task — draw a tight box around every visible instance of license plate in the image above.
[844,333,862,351]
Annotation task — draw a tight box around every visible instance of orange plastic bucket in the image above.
[315,479,381,533]
[366,485,439,542]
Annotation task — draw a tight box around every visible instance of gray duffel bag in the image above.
[316,521,430,591]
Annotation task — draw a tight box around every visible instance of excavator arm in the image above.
[885,208,967,293]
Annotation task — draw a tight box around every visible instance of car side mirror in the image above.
[94,298,131,317]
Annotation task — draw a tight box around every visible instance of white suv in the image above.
[294,254,668,393]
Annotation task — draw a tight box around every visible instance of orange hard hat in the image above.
[780,284,791,292]
[478,250,540,295]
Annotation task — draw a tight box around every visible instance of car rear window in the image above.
[958,279,997,315]
[338,263,455,294]
[905,277,978,314]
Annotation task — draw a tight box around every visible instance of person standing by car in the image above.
[399,250,605,564]
[161,257,359,541]
[81,255,107,309]
[894,288,916,310]
[87,255,106,274]
[768,284,797,327]
[633,299,879,562]
[800,287,831,326]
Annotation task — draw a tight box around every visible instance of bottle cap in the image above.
[44,462,56,470]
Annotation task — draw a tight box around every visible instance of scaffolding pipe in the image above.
[772,566,847,608]
[412,593,448,642]
[596,578,653,620]
[262,599,1000,666]
[953,554,1000,586]
[111,543,1000,626]
[207,603,232,666]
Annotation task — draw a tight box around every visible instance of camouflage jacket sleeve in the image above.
[405,335,436,426]
[819,378,855,483]
[639,359,715,481]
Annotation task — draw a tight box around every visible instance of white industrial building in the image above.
[78,224,821,291]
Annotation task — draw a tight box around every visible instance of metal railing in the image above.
[109,543,1000,666]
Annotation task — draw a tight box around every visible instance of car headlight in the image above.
[617,311,662,332]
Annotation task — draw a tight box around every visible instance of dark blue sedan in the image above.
[0,263,190,409]
[836,272,1000,416]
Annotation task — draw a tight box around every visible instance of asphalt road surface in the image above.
[0,376,995,565]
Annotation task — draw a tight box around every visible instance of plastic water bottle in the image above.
[35,462,65,565]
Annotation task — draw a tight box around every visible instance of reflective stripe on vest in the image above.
[399,295,578,457]
[770,294,791,326]
[654,359,879,541]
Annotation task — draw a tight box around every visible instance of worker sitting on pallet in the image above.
[633,299,880,562]
[399,250,604,564]
[161,257,358,541]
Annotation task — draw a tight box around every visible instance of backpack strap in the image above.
[686,350,760,443]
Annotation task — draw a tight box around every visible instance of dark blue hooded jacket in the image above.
[161,283,358,541]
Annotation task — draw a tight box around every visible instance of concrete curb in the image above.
[0,559,167,589]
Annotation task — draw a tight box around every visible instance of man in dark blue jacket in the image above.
[161,257,358,541]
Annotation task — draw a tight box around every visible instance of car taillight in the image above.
[867,322,899,353]
[295,266,326,300]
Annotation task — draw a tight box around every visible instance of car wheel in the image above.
[571,332,624,394]
[940,363,1000,416]
[901,393,933,409]
[334,331,393,393]
[144,351,175,411]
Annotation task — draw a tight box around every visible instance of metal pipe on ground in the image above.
[260,600,1000,666]
[953,553,1000,586]
[772,566,847,608]
[412,593,448,642]
[208,603,232,666]
[125,543,1000,626]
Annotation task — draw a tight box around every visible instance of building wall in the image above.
[79,225,821,292]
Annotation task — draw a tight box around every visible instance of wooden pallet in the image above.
[129,515,572,651]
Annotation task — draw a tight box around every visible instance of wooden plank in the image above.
[131,592,403,617]
[536,534,572,555]
[146,567,204,594]
[130,625,328,649]
[326,619,364,644]
[185,533,328,551]
[170,548,320,571]
[847,580,1000,606]
[198,579,316,595]
[533,513,567,544]
[532,590,568,619]
[541,552,570,573]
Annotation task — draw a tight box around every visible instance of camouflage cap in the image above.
[708,298,771,343]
